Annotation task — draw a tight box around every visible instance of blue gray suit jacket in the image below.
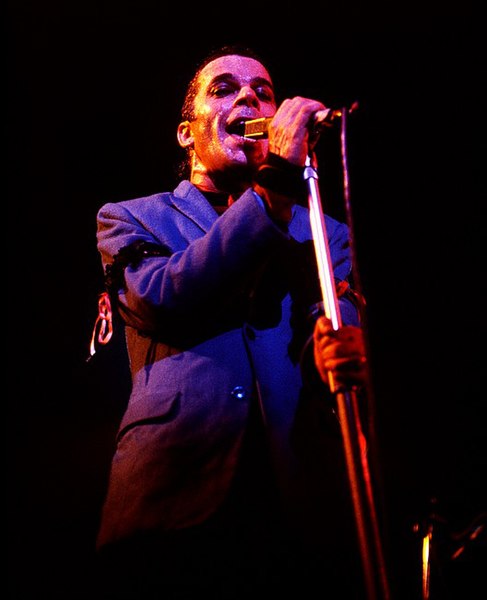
[95,180,360,548]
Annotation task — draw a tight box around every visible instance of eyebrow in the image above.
[208,72,274,91]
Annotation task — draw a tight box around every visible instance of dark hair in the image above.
[177,45,271,178]
[180,44,268,121]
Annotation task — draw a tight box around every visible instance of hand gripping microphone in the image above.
[243,102,358,138]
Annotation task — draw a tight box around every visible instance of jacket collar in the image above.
[171,180,219,233]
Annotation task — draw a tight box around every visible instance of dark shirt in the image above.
[201,190,230,215]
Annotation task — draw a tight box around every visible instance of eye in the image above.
[209,83,235,97]
[255,86,275,102]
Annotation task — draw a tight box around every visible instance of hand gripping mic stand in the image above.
[305,107,392,600]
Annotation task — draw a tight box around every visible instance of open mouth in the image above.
[226,118,249,137]
[226,117,271,139]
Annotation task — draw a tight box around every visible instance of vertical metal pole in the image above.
[304,116,391,599]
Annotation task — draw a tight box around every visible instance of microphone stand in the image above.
[304,108,391,600]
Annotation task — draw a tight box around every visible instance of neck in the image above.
[190,169,253,203]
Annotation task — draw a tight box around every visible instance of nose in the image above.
[234,85,259,108]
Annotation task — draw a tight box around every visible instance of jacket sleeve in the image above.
[96,189,291,334]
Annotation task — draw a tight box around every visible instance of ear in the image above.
[177,121,194,148]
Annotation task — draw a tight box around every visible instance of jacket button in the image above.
[230,386,247,400]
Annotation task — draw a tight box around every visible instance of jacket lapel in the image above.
[171,181,219,233]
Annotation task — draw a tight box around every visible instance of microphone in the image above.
[243,103,358,139]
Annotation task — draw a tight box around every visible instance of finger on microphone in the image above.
[243,103,358,138]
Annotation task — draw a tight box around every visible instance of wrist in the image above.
[253,153,307,201]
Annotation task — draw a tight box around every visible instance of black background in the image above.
[8,2,485,599]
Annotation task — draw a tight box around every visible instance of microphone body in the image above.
[243,108,341,139]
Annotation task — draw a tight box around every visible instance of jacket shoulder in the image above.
[97,191,172,218]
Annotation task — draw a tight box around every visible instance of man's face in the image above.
[187,54,277,177]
